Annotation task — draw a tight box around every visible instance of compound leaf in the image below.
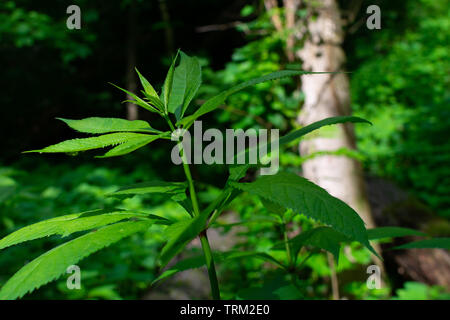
[24,132,153,154]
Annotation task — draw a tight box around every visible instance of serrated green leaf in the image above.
[367,227,427,240]
[96,134,159,158]
[0,220,152,300]
[110,82,160,114]
[178,70,337,127]
[109,180,187,197]
[260,197,286,215]
[135,68,165,111]
[142,91,165,111]
[57,117,159,134]
[135,68,160,99]
[0,209,170,251]
[230,172,376,256]
[24,132,153,154]
[393,238,450,250]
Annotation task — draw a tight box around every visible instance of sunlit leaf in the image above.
[0,220,152,300]
[0,209,168,251]
[57,117,159,134]
[24,132,153,154]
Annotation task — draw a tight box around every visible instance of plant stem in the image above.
[182,157,221,300]
[200,231,221,300]
[283,223,293,268]
[164,115,221,300]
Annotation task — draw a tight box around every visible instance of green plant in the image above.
[1,50,448,300]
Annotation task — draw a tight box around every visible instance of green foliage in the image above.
[2,50,445,300]
[351,0,450,218]
[179,70,330,128]
[0,220,152,300]
[168,51,202,119]
[0,209,167,250]
[393,282,450,300]
[25,132,159,157]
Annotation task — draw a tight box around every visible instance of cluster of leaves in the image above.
[0,162,188,299]
[1,51,448,300]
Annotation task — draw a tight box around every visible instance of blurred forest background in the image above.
[0,0,449,299]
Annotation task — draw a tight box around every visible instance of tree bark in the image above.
[296,0,383,265]
[126,0,138,120]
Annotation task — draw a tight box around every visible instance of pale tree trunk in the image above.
[126,0,138,120]
[296,0,383,267]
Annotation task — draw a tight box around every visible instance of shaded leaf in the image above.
[393,238,450,250]
[282,227,349,263]
[230,172,376,256]
[367,227,427,240]
[109,180,187,197]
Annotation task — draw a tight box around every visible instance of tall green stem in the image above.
[165,115,221,300]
